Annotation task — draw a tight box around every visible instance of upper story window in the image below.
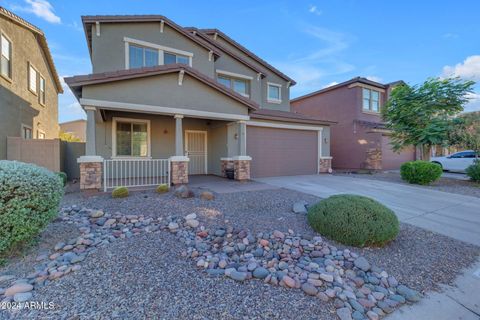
[39,76,46,105]
[28,63,37,94]
[129,45,159,68]
[1,34,12,79]
[362,88,380,113]
[125,37,193,69]
[267,83,282,103]
[217,75,249,97]
[21,125,32,139]
[164,52,189,65]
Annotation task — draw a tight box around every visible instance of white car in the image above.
[431,150,478,172]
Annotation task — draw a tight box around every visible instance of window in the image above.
[362,88,380,113]
[37,130,45,139]
[28,64,37,94]
[39,76,46,105]
[129,45,159,68]
[216,75,249,97]
[164,52,189,65]
[21,125,32,139]
[267,83,282,103]
[451,151,477,158]
[114,119,150,157]
[1,34,12,79]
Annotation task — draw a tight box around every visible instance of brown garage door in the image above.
[381,136,415,170]
[247,126,318,178]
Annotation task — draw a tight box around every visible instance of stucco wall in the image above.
[82,73,249,117]
[60,120,86,141]
[0,16,59,158]
[91,22,214,77]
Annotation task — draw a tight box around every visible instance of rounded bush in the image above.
[56,172,67,186]
[112,186,129,198]
[401,161,442,185]
[0,161,64,256]
[307,194,399,247]
[156,184,169,193]
[466,161,480,182]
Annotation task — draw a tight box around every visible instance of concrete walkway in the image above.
[256,174,480,246]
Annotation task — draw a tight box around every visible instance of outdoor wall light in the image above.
[234,133,238,140]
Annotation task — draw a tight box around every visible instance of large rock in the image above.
[253,267,269,279]
[229,270,247,282]
[292,201,308,214]
[174,185,194,198]
[337,307,353,320]
[301,283,318,296]
[200,191,214,200]
[5,283,33,296]
[354,257,371,271]
[89,210,104,218]
[396,285,421,302]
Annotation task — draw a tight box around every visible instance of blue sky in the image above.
[3,0,480,122]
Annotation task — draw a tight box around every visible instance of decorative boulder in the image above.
[200,191,214,200]
[174,185,194,198]
[292,201,308,214]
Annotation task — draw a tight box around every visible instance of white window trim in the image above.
[124,37,193,68]
[1,31,12,81]
[37,129,46,139]
[112,117,151,158]
[21,124,32,139]
[267,82,282,104]
[28,62,38,95]
[217,73,250,98]
[216,69,253,80]
[39,75,46,106]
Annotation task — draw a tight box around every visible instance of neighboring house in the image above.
[292,77,415,171]
[0,7,63,159]
[60,119,87,141]
[65,15,333,190]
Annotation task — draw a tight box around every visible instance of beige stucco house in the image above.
[60,119,87,142]
[0,7,63,159]
[66,15,333,190]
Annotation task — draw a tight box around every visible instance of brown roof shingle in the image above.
[251,109,335,126]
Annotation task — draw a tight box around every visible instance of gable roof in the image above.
[0,6,63,93]
[251,108,335,126]
[184,27,266,76]
[291,77,404,102]
[64,64,259,110]
[200,28,296,86]
[81,15,221,59]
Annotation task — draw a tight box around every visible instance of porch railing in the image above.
[103,158,170,192]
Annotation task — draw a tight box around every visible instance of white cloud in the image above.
[13,0,61,24]
[442,55,480,80]
[464,92,480,113]
[366,75,383,83]
[308,5,322,16]
[323,81,338,88]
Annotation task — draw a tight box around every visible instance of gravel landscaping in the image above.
[336,172,480,198]
[0,186,478,319]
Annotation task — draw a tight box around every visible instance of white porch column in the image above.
[174,114,184,156]
[238,120,246,156]
[85,106,97,156]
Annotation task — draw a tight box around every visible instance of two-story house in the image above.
[0,7,63,159]
[65,15,334,190]
[292,77,415,171]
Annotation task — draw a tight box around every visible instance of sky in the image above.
[2,0,480,122]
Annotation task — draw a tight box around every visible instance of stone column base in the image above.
[365,148,382,170]
[319,157,333,173]
[220,158,234,177]
[170,156,189,185]
[233,156,251,181]
[78,156,103,190]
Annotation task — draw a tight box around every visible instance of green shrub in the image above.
[112,186,129,198]
[400,161,443,185]
[56,172,67,186]
[307,194,399,247]
[0,161,64,257]
[156,184,169,193]
[466,160,480,182]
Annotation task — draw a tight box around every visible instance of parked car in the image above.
[431,150,478,172]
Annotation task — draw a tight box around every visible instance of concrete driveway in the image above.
[256,175,480,246]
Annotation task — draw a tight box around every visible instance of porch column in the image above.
[238,120,246,156]
[170,114,189,185]
[232,120,251,181]
[174,114,184,156]
[77,106,103,191]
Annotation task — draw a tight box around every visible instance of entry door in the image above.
[185,130,207,175]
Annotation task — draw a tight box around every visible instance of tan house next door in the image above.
[185,130,207,175]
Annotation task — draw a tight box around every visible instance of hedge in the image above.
[400,161,442,185]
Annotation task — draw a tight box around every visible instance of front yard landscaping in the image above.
[0,186,478,319]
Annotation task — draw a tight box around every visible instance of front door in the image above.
[185,130,207,175]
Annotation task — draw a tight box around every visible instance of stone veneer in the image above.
[234,160,251,181]
[221,158,235,178]
[171,160,189,185]
[79,162,102,190]
[365,148,382,170]
[319,157,333,173]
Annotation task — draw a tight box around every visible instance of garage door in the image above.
[381,136,415,170]
[247,126,318,178]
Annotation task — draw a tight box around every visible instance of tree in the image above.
[382,77,475,160]
[59,131,81,142]
[448,111,480,158]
